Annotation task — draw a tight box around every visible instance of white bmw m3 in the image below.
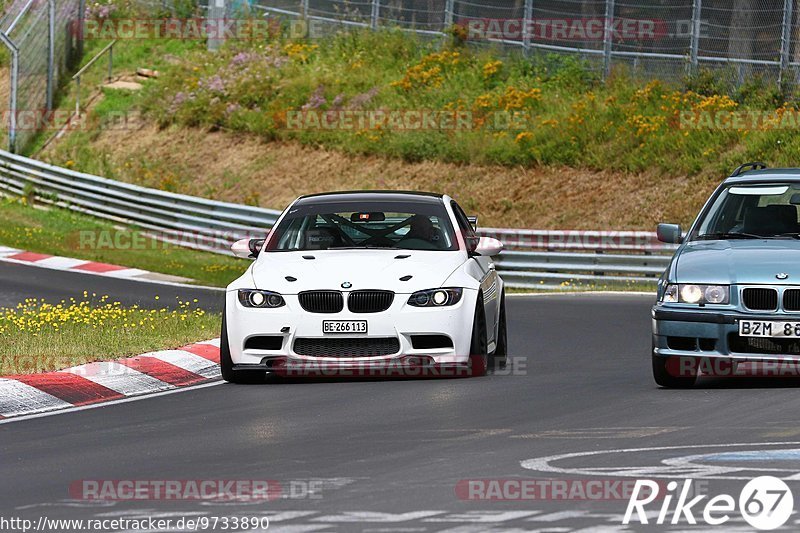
[221,191,506,382]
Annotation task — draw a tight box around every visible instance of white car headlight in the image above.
[408,288,463,307]
[238,289,285,308]
[663,284,729,305]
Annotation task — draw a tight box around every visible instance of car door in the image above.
[451,201,499,346]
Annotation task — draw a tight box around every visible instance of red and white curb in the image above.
[0,246,192,284]
[0,339,221,420]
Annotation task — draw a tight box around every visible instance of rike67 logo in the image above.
[623,476,794,530]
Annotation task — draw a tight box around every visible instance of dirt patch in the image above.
[43,121,711,230]
[104,80,143,91]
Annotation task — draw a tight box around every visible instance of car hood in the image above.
[250,249,466,294]
[676,239,800,284]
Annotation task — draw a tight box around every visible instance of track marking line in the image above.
[0,381,224,425]
[146,350,221,379]
[62,361,175,396]
[0,340,223,422]
[0,379,73,417]
[0,248,209,288]
[11,372,124,406]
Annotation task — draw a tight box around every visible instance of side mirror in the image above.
[231,238,265,259]
[473,236,503,256]
[657,223,683,244]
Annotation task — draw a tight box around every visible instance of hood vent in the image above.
[285,276,297,282]
[399,275,412,281]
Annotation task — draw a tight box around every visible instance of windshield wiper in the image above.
[696,232,762,240]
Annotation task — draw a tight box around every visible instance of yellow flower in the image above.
[515,131,533,144]
[482,60,503,79]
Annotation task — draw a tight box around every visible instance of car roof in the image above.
[724,168,800,185]
[294,190,445,206]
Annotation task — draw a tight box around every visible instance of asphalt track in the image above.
[0,261,224,310]
[4,261,800,531]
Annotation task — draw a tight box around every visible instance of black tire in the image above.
[490,291,508,370]
[652,354,697,388]
[468,298,488,377]
[220,305,265,384]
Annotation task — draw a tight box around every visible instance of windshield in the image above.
[692,183,800,240]
[265,200,458,251]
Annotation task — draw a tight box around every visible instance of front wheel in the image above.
[220,305,265,384]
[468,299,488,377]
[490,291,508,370]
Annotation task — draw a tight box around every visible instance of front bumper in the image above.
[652,305,800,362]
[225,289,478,368]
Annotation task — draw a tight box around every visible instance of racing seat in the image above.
[305,226,345,249]
[399,215,443,249]
[743,205,799,236]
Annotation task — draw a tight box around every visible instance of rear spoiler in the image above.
[467,216,478,231]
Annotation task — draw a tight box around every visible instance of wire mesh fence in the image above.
[0,0,81,153]
[1,0,798,153]
[254,0,800,87]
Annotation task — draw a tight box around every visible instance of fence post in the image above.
[301,0,309,18]
[47,0,55,112]
[7,46,18,153]
[689,0,701,75]
[370,0,379,30]
[108,43,113,82]
[523,0,533,55]
[0,31,19,152]
[602,0,615,80]
[207,0,225,51]
[77,0,85,61]
[780,0,793,85]
[444,0,454,29]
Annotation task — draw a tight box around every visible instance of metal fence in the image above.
[0,0,82,154]
[0,147,674,290]
[255,0,800,86]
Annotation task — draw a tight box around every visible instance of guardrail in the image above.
[0,150,281,252]
[0,148,675,290]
